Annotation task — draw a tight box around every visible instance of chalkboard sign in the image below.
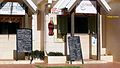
[68,36,83,61]
[17,29,32,52]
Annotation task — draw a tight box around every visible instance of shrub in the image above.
[48,52,63,56]
[31,50,45,60]
[36,65,81,68]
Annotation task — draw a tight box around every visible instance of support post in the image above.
[97,12,101,60]
[71,12,75,37]
[70,12,75,64]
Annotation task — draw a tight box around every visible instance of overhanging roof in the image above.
[23,0,37,13]
[53,0,80,12]
[97,0,111,12]
[0,0,37,13]
[76,1,97,14]
[53,0,111,14]
[0,2,25,15]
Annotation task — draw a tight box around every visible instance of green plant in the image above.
[39,51,45,60]
[47,52,63,56]
[31,50,45,60]
[47,67,80,68]
[36,65,80,68]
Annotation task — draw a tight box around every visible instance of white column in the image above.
[100,15,103,56]
[44,14,48,55]
[32,14,41,51]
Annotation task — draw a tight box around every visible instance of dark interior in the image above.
[0,22,19,34]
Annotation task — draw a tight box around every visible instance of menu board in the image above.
[68,36,83,61]
[17,29,32,52]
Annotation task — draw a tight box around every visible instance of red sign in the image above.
[48,20,54,36]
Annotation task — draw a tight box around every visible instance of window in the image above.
[57,15,67,38]
[57,15,88,38]
[68,16,88,33]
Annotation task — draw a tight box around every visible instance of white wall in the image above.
[44,13,90,59]
[32,14,41,51]
[0,35,16,59]
[104,0,120,61]
[44,14,65,55]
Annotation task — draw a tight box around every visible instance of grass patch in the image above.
[36,65,80,68]
[47,66,80,68]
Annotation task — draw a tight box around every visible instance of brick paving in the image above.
[82,62,120,68]
[36,62,120,68]
[0,64,35,68]
[0,62,120,68]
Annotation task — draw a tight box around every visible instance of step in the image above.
[0,60,44,64]
[101,55,113,62]
[68,60,108,64]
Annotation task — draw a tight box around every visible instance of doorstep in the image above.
[67,59,109,64]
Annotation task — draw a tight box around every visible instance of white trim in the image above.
[53,0,79,12]
[97,0,111,12]
[53,0,69,9]
[0,2,25,15]
[53,0,111,14]
[76,1,97,14]
[66,0,76,9]
[23,0,37,13]
[66,0,80,12]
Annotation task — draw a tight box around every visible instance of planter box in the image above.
[45,56,67,64]
[101,55,113,62]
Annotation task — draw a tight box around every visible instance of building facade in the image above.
[43,0,111,62]
[1,0,118,63]
[0,0,42,60]
[103,0,120,61]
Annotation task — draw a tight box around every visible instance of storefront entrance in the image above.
[0,22,19,34]
[0,1,32,60]
[57,15,98,60]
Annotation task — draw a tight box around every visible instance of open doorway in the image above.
[0,22,19,34]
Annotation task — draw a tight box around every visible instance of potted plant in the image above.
[31,50,45,60]
[45,52,67,64]
[30,50,45,64]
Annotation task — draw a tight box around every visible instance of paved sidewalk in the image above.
[0,62,119,68]
[0,61,120,68]
[36,62,120,68]
[82,62,120,68]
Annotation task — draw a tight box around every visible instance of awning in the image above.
[0,2,25,15]
[23,0,37,13]
[52,0,111,14]
[97,0,111,12]
[76,1,97,14]
[0,0,37,14]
